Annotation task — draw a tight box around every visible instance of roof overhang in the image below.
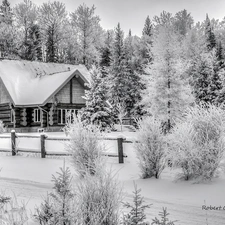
[0,61,90,108]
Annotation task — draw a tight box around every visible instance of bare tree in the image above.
[116,101,127,132]
[14,0,38,42]
[38,1,68,62]
[70,4,104,68]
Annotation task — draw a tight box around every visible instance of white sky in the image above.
[10,0,225,36]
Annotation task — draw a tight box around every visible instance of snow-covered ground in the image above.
[0,131,225,225]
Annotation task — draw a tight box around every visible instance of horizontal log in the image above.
[17,148,40,153]
[0,103,10,107]
[17,135,39,138]
[46,137,70,141]
[6,124,14,128]
[1,119,11,123]
[0,106,11,111]
[0,114,11,120]
[56,103,84,109]
[4,122,12,126]
[0,148,10,152]
[0,110,11,114]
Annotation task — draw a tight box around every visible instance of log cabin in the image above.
[0,59,90,132]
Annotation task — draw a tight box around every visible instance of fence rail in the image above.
[0,131,130,163]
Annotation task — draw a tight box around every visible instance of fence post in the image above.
[117,136,125,163]
[11,130,16,156]
[40,134,46,158]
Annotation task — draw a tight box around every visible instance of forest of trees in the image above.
[1,0,225,130]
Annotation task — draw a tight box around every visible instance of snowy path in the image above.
[0,132,225,224]
[1,175,225,225]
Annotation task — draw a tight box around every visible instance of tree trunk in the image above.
[167,72,171,133]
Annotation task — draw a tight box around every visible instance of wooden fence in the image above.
[0,131,131,163]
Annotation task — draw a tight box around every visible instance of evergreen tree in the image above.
[123,183,151,225]
[35,196,54,224]
[190,53,212,104]
[108,23,127,107]
[0,0,12,24]
[140,15,153,66]
[152,208,177,225]
[190,50,224,105]
[81,66,114,131]
[124,32,144,116]
[34,165,73,225]
[46,25,58,63]
[205,14,216,51]
[26,24,42,61]
[174,9,194,37]
[216,41,224,67]
[109,23,143,116]
[142,15,153,37]
[50,166,73,224]
[212,42,225,105]
[124,29,134,62]
[209,57,223,105]
[99,30,113,76]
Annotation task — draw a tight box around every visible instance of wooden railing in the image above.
[0,131,132,163]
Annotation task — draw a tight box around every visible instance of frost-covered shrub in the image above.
[64,116,104,177]
[135,117,167,179]
[0,120,5,133]
[0,194,28,224]
[167,122,200,180]
[74,168,122,225]
[168,104,225,181]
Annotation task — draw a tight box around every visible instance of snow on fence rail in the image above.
[0,131,131,163]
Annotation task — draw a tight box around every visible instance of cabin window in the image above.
[34,109,41,122]
[58,109,78,124]
[11,109,15,123]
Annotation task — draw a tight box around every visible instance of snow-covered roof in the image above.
[0,60,90,107]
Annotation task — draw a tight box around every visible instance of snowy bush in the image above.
[167,122,200,180]
[168,104,225,181]
[135,117,167,179]
[0,120,5,133]
[64,116,104,177]
[0,194,28,224]
[74,168,122,225]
